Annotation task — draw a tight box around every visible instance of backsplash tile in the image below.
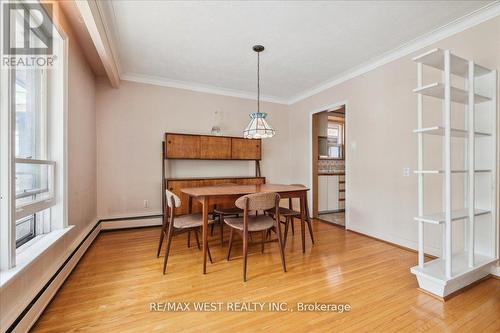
[318,159,345,173]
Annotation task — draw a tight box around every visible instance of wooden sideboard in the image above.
[167,176,266,215]
[165,133,261,160]
[162,133,265,216]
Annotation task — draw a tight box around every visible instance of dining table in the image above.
[180,183,310,274]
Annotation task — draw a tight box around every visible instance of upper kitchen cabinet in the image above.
[231,138,261,160]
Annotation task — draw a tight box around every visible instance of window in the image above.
[13,47,55,248]
[1,1,66,270]
[326,121,344,159]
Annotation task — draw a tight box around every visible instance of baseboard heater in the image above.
[6,214,161,333]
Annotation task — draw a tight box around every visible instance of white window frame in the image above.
[15,158,56,220]
[0,1,68,271]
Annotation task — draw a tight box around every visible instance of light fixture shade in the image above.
[244,112,276,139]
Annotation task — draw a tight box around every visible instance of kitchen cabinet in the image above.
[317,112,329,137]
[318,175,340,212]
[318,176,328,212]
[327,176,339,211]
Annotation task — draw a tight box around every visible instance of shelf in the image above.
[414,209,490,224]
[413,83,490,104]
[414,169,491,174]
[411,252,496,282]
[413,126,491,137]
[412,48,491,78]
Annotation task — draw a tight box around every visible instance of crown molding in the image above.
[120,72,289,105]
[287,1,500,105]
[118,2,499,106]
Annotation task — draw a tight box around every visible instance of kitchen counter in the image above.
[318,172,345,176]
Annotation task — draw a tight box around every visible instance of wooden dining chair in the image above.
[224,192,286,282]
[211,183,243,247]
[158,190,215,274]
[266,184,314,249]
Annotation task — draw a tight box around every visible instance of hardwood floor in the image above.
[32,221,499,332]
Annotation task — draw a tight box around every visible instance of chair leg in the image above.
[219,214,224,247]
[243,231,248,282]
[210,223,215,236]
[187,231,191,248]
[162,226,175,274]
[276,222,287,273]
[261,230,265,253]
[291,217,295,235]
[227,228,234,261]
[207,243,213,264]
[306,219,315,244]
[157,227,165,258]
[283,217,290,249]
[194,229,201,250]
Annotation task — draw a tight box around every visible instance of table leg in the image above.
[300,192,306,253]
[202,196,209,274]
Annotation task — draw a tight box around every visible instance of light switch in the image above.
[403,167,410,177]
[350,141,357,150]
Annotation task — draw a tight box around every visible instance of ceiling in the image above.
[102,1,493,104]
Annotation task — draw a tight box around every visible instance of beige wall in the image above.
[0,10,98,330]
[96,79,291,218]
[95,17,499,251]
[288,17,500,256]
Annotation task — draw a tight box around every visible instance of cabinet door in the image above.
[318,176,328,212]
[231,138,261,160]
[165,134,200,159]
[327,176,339,211]
[200,136,231,159]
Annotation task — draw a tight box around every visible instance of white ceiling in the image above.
[105,1,493,104]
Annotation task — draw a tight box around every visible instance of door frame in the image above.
[308,100,349,227]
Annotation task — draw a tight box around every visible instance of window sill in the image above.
[0,226,74,288]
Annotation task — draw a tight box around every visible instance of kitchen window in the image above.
[325,121,344,159]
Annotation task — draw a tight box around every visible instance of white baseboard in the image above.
[100,217,162,230]
[12,222,101,333]
[346,225,441,257]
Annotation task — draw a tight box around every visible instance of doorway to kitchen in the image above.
[311,105,345,227]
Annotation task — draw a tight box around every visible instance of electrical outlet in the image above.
[403,167,410,177]
[143,200,149,208]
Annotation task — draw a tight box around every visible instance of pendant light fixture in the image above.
[243,45,276,139]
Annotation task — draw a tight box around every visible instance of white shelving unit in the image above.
[410,49,497,298]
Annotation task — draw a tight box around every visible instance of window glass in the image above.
[15,68,44,159]
[15,215,36,247]
[14,67,48,247]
